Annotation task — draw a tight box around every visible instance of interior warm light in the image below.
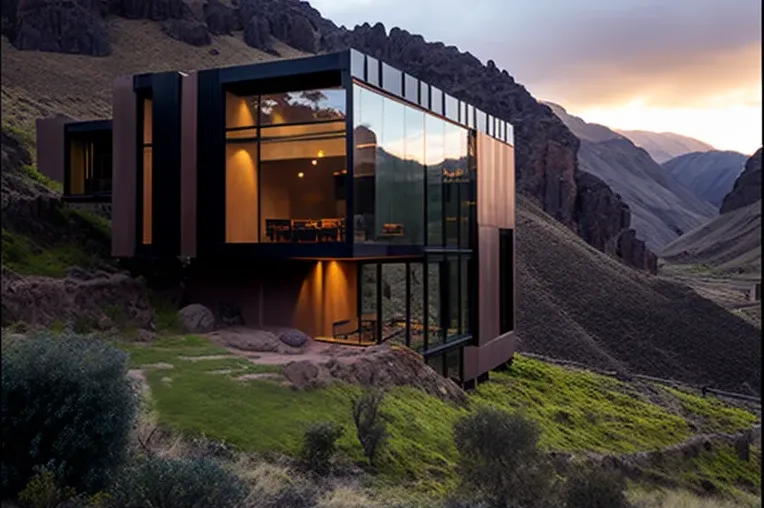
[298,172,305,178]
[341,169,347,174]
[317,150,325,158]
[333,171,340,176]
[311,159,318,166]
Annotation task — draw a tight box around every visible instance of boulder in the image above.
[178,303,216,333]
[208,327,300,354]
[204,0,237,34]
[162,18,211,46]
[242,15,276,54]
[273,327,310,348]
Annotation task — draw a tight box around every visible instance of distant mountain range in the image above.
[662,148,762,273]
[662,151,747,208]
[615,129,715,163]
[544,102,716,250]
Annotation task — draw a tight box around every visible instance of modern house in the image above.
[36,49,516,387]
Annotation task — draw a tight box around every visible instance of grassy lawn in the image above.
[117,336,760,496]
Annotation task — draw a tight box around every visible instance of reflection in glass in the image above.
[443,122,464,247]
[260,88,345,126]
[477,110,486,132]
[448,258,460,336]
[408,263,425,351]
[419,82,429,108]
[404,74,418,103]
[445,94,458,121]
[353,85,383,242]
[366,56,380,86]
[427,261,443,348]
[430,87,443,115]
[381,63,402,96]
[381,263,407,342]
[351,49,365,79]
[445,349,461,381]
[360,264,378,343]
[425,114,444,246]
[461,256,470,335]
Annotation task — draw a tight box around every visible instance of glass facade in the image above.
[224,87,348,244]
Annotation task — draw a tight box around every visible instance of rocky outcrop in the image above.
[720,148,762,214]
[162,18,211,46]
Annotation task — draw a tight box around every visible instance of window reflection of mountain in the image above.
[260,89,345,125]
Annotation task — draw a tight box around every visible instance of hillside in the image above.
[663,150,748,208]
[546,102,717,250]
[616,129,715,163]
[662,149,762,274]
[1,0,658,272]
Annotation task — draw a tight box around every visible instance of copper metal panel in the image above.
[111,76,137,257]
[477,133,515,229]
[35,117,69,183]
[462,331,516,381]
[478,225,500,346]
[180,72,198,257]
[505,145,516,229]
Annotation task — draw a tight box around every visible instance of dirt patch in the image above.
[177,354,234,362]
[236,372,283,382]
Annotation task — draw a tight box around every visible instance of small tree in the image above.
[453,407,556,508]
[564,466,632,508]
[351,388,387,467]
[300,421,344,476]
[1,332,137,497]
[107,457,247,508]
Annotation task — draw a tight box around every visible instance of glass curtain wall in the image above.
[224,87,347,244]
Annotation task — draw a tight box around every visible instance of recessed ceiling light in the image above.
[311,160,318,166]
[317,150,325,158]
[298,172,304,178]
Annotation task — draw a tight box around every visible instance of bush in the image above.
[301,421,344,476]
[107,456,247,508]
[242,463,318,508]
[17,465,76,508]
[452,407,556,508]
[564,466,631,508]
[351,388,388,467]
[1,332,137,497]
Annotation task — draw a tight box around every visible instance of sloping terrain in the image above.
[546,102,717,250]
[616,129,715,163]
[662,149,762,274]
[662,150,747,208]
[515,195,760,393]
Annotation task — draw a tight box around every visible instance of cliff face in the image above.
[720,148,762,215]
[2,0,656,271]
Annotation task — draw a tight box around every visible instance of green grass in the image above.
[1,228,94,277]
[117,338,760,496]
[471,357,692,453]
[661,386,758,435]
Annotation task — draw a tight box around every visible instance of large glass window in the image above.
[353,84,424,245]
[224,87,347,244]
[68,130,112,196]
[425,114,444,246]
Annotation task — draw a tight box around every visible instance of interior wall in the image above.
[226,92,256,128]
[225,142,259,243]
[294,261,358,337]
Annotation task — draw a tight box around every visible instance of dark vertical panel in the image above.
[375,262,382,344]
[405,261,411,347]
[181,72,198,258]
[343,71,355,248]
[151,72,183,257]
[36,117,68,184]
[111,76,137,257]
[196,69,225,257]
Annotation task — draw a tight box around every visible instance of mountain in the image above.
[662,149,762,273]
[615,129,715,163]
[545,102,717,251]
[0,1,657,272]
[662,151,747,208]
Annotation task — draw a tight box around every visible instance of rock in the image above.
[109,0,184,21]
[273,327,310,348]
[204,0,236,34]
[242,15,276,54]
[9,0,111,56]
[209,327,299,354]
[178,303,216,333]
[162,18,211,46]
[720,148,762,214]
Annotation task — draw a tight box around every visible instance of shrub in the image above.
[301,421,344,476]
[351,388,388,467]
[1,332,137,497]
[241,463,318,508]
[564,466,631,508]
[17,465,76,508]
[107,456,247,508]
[452,407,556,508]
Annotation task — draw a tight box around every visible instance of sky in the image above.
[311,0,762,155]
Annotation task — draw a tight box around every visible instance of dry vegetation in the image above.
[514,195,761,393]
[1,20,306,131]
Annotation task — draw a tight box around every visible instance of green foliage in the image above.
[21,163,63,192]
[148,292,182,333]
[1,228,93,277]
[301,421,344,476]
[107,457,247,508]
[660,386,757,434]
[472,357,693,453]
[17,466,76,508]
[564,466,631,508]
[452,407,556,508]
[351,388,389,467]
[1,332,137,496]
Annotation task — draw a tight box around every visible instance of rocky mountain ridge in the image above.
[2,0,656,271]
[546,102,716,251]
[720,148,762,215]
[662,150,747,208]
[616,129,715,164]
